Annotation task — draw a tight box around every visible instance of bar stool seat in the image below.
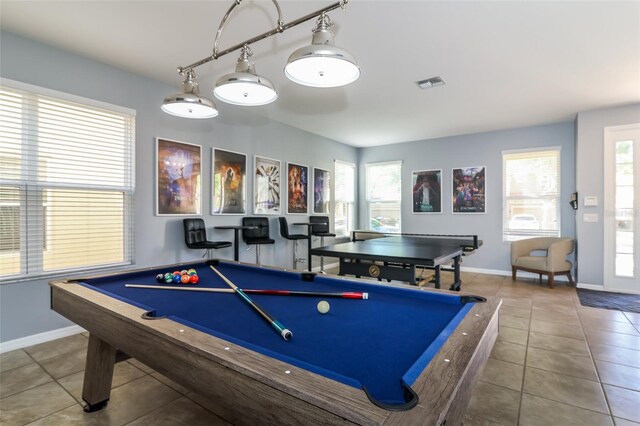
[310,215,336,272]
[279,217,307,269]
[183,219,232,259]
[242,217,275,265]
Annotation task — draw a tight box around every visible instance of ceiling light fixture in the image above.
[161,69,218,119]
[285,13,360,88]
[161,0,358,118]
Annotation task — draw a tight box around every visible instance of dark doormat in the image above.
[577,288,640,313]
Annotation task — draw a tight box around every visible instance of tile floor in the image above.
[1,272,639,425]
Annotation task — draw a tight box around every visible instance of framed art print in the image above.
[412,169,442,213]
[253,155,281,215]
[313,167,330,214]
[156,138,202,216]
[452,166,486,213]
[212,148,247,214]
[287,162,308,214]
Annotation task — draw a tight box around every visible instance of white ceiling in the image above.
[1,1,639,147]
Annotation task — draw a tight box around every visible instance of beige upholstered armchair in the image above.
[511,237,575,288]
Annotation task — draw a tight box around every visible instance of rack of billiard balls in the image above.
[156,269,199,285]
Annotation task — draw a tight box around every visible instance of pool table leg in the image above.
[82,334,116,412]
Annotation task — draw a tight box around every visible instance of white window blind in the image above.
[334,160,355,237]
[503,148,560,241]
[0,81,135,282]
[366,161,401,233]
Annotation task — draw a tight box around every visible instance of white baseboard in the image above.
[461,266,572,282]
[577,283,639,294]
[0,325,85,354]
[312,262,340,273]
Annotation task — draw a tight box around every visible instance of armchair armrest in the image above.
[547,238,574,271]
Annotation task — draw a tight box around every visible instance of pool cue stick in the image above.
[209,265,293,341]
[125,284,368,299]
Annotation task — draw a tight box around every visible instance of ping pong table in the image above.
[310,232,482,291]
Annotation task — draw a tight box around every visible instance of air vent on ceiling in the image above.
[416,76,446,89]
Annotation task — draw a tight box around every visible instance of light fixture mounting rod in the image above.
[177,0,347,75]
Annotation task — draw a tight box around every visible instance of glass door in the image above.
[604,125,640,293]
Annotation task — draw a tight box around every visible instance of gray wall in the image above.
[0,31,357,343]
[575,103,640,287]
[358,122,577,274]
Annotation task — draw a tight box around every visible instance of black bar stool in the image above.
[310,215,336,272]
[241,217,275,265]
[278,217,308,270]
[183,219,232,259]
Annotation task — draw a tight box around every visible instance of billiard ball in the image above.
[180,274,190,284]
[180,270,188,275]
[189,275,199,284]
[156,273,164,283]
[173,270,181,275]
[173,274,182,284]
[188,268,197,276]
[164,275,174,284]
[317,300,330,314]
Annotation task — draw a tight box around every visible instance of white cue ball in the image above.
[317,300,330,314]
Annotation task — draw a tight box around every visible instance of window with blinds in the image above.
[334,160,355,237]
[366,161,401,233]
[0,80,135,282]
[503,148,560,241]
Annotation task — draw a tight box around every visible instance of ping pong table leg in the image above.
[450,256,462,291]
[434,265,441,289]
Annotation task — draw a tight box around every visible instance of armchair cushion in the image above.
[511,237,574,288]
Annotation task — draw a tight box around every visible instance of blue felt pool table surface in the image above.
[80,260,479,408]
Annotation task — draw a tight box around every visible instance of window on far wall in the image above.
[366,161,401,233]
[503,148,561,241]
[0,80,136,282]
[334,160,355,238]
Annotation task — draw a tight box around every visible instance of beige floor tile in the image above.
[581,317,640,336]
[624,312,640,326]
[0,381,76,425]
[490,340,527,365]
[127,358,155,374]
[590,343,640,368]
[500,313,531,330]
[0,363,53,399]
[528,331,590,356]
[151,372,193,395]
[0,349,33,373]
[500,297,532,310]
[585,329,640,351]
[531,306,580,326]
[523,367,609,414]
[127,396,230,425]
[465,381,520,425]
[603,385,640,423]
[31,376,180,425]
[526,346,598,381]
[529,318,585,340]
[38,347,87,379]
[23,334,87,362]
[57,361,147,403]
[480,358,524,391]
[578,308,633,323]
[519,393,614,426]
[532,297,577,311]
[614,417,640,425]
[27,404,108,425]
[497,326,528,346]
[596,360,640,391]
[499,305,531,318]
[462,414,503,425]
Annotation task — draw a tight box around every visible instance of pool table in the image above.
[50,260,500,425]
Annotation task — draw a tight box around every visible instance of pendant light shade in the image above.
[161,70,218,119]
[285,14,360,88]
[214,46,278,106]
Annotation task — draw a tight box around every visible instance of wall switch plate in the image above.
[583,213,599,222]
[584,196,598,206]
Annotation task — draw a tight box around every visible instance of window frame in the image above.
[365,160,402,233]
[502,147,561,242]
[0,79,136,283]
[333,160,356,238]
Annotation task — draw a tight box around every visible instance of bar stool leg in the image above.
[293,240,298,269]
[319,237,325,272]
[256,245,261,265]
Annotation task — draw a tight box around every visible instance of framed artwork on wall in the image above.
[412,169,442,213]
[287,162,308,214]
[313,168,330,214]
[156,138,202,216]
[253,155,281,215]
[212,148,247,214]
[452,166,486,213]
